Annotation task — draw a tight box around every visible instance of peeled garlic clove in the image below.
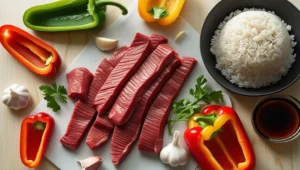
[77,156,103,170]
[95,37,119,51]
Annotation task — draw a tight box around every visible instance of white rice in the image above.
[210,9,297,88]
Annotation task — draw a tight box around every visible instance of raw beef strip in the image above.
[60,101,96,149]
[110,57,180,165]
[138,57,197,153]
[108,46,129,67]
[93,33,151,116]
[108,44,175,126]
[149,34,168,50]
[87,33,168,150]
[61,48,128,149]
[67,67,93,101]
[86,115,114,149]
[86,46,129,106]
[86,59,114,106]
[87,33,151,149]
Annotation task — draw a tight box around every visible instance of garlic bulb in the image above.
[77,156,103,170]
[2,84,30,110]
[160,131,188,167]
[95,37,119,51]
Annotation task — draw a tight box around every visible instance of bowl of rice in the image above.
[200,0,300,96]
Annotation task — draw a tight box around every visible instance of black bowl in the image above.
[200,0,300,96]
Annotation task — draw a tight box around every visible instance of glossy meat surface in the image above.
[60,101,96,149]
[108,44,175,126]
[93,33,151,116]
[67,67,93,101]
[110,57,180,165]
[87,33,151,149]
[138,57,197,153]
[61,46,128,149]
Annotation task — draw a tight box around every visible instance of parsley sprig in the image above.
[168,75,224,135]
[39,83,67,112]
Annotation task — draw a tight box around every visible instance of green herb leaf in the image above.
[168,75,224,135]
[44,95,60,112]
[148,6,168,19]
[57,86,68,103]
[183,98,190,105]
[192,104,201,113]
[39,83,67,112]
[202,91,224,104]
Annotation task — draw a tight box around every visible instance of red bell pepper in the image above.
[185,105,255,170]
[0,25,61,77]
[20,112,54,168]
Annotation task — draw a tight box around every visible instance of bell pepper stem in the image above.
[194,113,223,140]
[45,55,53,66]
[95,0,128,15]
[194,113,218,127]
[33,120,46,131]
[148,7,168,19]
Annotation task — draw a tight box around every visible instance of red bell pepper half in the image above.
[0,25,61,77]
[185,105,255,170]
[20,112,54,168]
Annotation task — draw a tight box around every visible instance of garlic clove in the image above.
[95,37,119,51]
[77,156,103,170]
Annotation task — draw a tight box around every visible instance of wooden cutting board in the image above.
[30,1,232,169]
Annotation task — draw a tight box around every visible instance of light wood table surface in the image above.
[1,0,300,169]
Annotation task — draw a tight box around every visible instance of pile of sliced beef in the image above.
[61,33,197,165]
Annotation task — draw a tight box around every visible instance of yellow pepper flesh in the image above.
[138,0,185,25]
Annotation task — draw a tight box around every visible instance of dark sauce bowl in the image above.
[200,0,300,96]
[252,95,300,143]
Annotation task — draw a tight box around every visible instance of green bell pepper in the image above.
[23,0,128,32]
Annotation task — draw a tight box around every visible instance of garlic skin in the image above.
[95,37,119,51]
[160,131,188,167]
[2,84,30,110]
[77,156,103,170]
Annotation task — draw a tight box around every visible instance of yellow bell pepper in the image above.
[138,0,185,26]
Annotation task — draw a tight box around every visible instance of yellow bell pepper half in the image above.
[138,0,185,26]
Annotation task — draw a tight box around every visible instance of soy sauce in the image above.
[254,98,300,140]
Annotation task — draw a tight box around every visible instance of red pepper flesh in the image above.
[185,105,255,170]
[0,25,61,77]
[20,112,54,168]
